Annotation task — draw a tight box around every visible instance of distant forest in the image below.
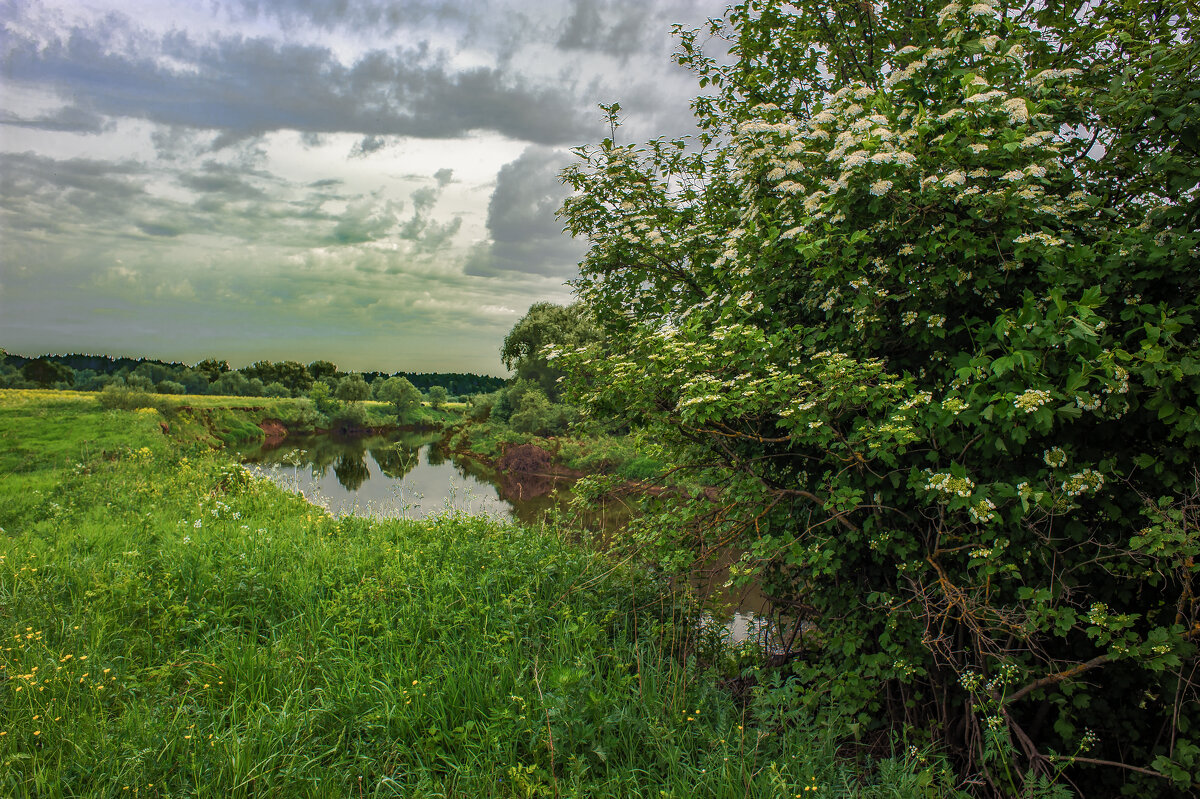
[0,351,505,399]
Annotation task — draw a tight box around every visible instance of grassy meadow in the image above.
[0,390,949,797]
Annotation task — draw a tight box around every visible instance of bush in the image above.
[97,384,160,411]
[328,402,369,433]
[558,1,1200,793]
[280,398,323,431]
[123,375,155,392]
[309,381,341,416]
[468,393,495,422]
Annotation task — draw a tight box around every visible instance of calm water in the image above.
[239,432,777,644]
[239,431,625,527]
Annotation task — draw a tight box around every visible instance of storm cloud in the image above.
[2,18,591,145]
[465,146,586,279]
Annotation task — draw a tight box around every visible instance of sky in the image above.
[0,0,725,375]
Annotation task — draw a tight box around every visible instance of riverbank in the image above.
[0,389,950,796]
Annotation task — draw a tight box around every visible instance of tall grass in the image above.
[0,390,953,797]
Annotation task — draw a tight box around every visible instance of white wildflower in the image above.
[1014,389,1053,413]
[1002,98,1029,124]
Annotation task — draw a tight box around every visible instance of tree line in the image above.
[0,351,504,400]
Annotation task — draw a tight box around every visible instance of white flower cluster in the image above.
[899,391,933,410]
[1043,447,1067,467]
[941,397,969,416]
[677,394,722,410]
[1013,388,1053,413]
[1014,231,1066,247]
[968,497,997,523]
[925,471,976,498]
[1062,467,1104,497]
[1103,365,1130,395]
[1031,68,1083,86]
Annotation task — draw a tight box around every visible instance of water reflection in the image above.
[240,432,628,529]
[242,432,522,520]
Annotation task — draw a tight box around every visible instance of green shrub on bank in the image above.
[557,1,1200,794]
[97,382,168,412]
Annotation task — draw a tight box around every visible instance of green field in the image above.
[0,390,946,797]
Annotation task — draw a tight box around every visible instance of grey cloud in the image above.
[349,134,391,158]
[434,168,454,187]
[177,161,268,199]
[410,186,439,213]
[0,151,378,253]
[0,152,147,198]
[2,14,591,145]
[556,0,652,56]
[0,152,148,236]
[464,145,586,278]
[136,221,185,237]
[226,0,472,35]
[0,105,111,134]
[299,131,326,148]
[150,126,204,160]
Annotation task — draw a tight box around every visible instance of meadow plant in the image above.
[0,391,954,797]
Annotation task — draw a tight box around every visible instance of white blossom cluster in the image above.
[925,471,976,498]
[1062,467,1104,497]
[968,498,997,523]
[1043,447,1068,467]
[1014,389,1053,413]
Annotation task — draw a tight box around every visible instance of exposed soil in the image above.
[258,419,288,446]
[494,443,555,474]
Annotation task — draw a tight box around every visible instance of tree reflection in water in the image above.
[333,451,370,490]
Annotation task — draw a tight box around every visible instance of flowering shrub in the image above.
[557,0,1198,794]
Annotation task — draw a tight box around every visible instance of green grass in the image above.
[0,390,950,797]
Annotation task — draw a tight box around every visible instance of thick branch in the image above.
[1003,655,1109,705]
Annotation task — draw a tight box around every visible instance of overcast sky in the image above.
[0,0,724,375]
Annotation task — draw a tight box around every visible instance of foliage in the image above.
[0,390,952,798]
[308,380,341,417]
[502,302,599,400]
[0,352,504,402]
[556,1,1199,795]
[427,384,449,409]
[306,359,339,383]
[262,381,291,398]
[375,376,424,424]
[21,359,74,387]
[328,400,369,432]
[335,373,371,404]
[195,358,231,381]
[243,359,314,395]
[509,387,574,437]
[97,383,164,412]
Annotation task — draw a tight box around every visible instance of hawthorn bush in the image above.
[555,0,1198,795]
